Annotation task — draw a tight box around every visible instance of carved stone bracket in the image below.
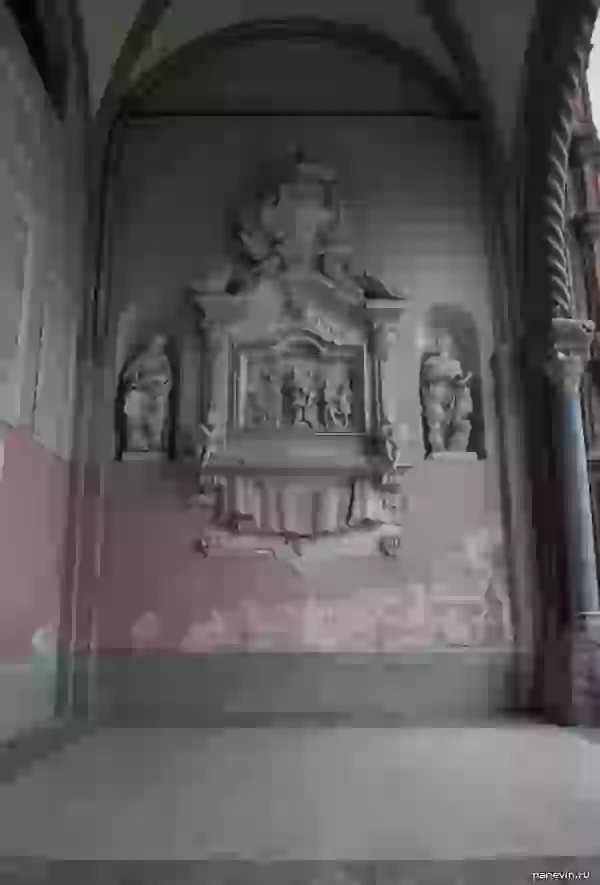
[188,465,409,572]
[190,520,404,575]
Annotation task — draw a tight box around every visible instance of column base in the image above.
[571,612,600,727]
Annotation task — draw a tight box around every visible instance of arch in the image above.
[122,17,473,118]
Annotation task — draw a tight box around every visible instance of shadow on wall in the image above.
[419,304,486,459]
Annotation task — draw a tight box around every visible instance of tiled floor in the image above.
[0,725,599,866]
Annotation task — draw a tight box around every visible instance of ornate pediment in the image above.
[185,151,410,569]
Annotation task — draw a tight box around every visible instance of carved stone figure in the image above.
[322,379,353,430]
[245,369,281,427]
[261,369,283,427]
[323,379,339,429]
[121,334,172,453]
[292,381,307,426]
[421,336,466,454]
[291,374,318,428]
[280,369,297,425]
[197,409,219,474]
[448,375,473,452]
[381,419,403,470]
[337,384,353,429]
[246,390,267,427]
[227,148,344,291]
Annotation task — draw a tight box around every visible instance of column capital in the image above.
[537,318,595,394]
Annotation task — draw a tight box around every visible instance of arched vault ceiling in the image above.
[77,0,144,109]
[451,0,537,147]
[76,0,539,149]
[130,0,460,87]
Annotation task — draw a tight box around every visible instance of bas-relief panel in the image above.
[236,342,363,434]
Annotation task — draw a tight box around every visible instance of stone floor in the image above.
[0,725,600,880]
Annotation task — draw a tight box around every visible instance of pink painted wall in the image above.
[0,426,70,740]
[0,428,69,654]
[98,56,516,659]
[98,458,512,654]
[0,6,86,738]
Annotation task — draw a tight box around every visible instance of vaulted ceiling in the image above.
[76,0,538,148]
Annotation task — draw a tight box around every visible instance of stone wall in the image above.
[0,5,86,741]
[90,110,522,721]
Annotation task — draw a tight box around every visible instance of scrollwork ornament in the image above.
[379,533,402,558]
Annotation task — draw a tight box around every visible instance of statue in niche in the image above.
[120,334,172,453]
[421,335,471,454]
[448,375,474,452]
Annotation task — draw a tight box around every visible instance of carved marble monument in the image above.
[420,335,475,457]
[186,150,410,571]
[118,334,173,456]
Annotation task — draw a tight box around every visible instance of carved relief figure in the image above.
[381,418,403,470]
[280,369,297,425]
[337,384,353,429]
[421,336,468,454]
[322,379,353,430]
[323,378,339,429]
[304,373,320,427]
[226,148,351,293]
[121,334,172,453]
[290,374,318,428]
[260,369,282,427]
[260,151,338,272]
[197,409,219,474]
[246,369,282,427]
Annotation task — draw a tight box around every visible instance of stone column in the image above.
[545,317,599,620]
